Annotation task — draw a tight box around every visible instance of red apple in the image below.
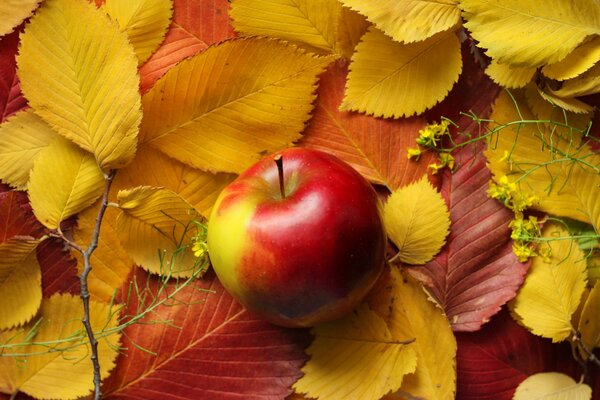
[207,148,386,327]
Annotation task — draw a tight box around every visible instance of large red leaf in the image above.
[139,0,236,92]
[0,29,27,122]
[102,269,310,400]
[0,190,42,240]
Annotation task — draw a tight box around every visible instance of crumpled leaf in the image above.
[0,0,42,37]
[370,267,457,400]
[510,223,587,342]
[103,0,173,63]
[513,372,592,400]
[0,110,57,190]
[28,137,105,229]
[0,30,27,122]
[485,60,536,89]
[0,293,121,400]
[0,237,41,329]
[116,186,202,277]
[340,0,460,43]
[299,61,436,190]
[485,90,600,228]
[101,269,309,399]
[384,175,450,265]
[140,37,334,173]
[293,303,417,400]
[542,37,600,81]
[139,0,236,92]
[17,0,142,170]
[577,280,600,357]
[341,27,462,118]
[460,0,600,67]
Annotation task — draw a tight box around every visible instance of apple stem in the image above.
[274,155,285,199]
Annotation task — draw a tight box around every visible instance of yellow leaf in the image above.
[538,86,594,114]
[578,280,600,358]
[341,27,462,118]
[0,237,41,330]
[103,0,173,63]
[0,0,42,36]
[485,90,600,228]
[116,186,203,277]
[485,59,536,89]
[17,0,142,170]
[73,203,133,302]
[552,63,600,98]
[230,0,342,54]
[0,110,57,190]
[370,267,456,400]
[542,37,600,81]
[140,37,334,173]
[0,293,121,399]
[523,84,592,130]
[460,0,600,67]
[293,303,417,400]
[340,0,460,43]
[513,372,592,400]
[384,175,450,265]
[114,145,236,218]
[510,223,587,342]
[589,254,600,285]
[28,137,105,229]
[336,6,370,59]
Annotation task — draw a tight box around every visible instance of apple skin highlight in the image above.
[207,148,386,327]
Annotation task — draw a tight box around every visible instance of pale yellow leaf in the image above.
[340,0,460,43]
[73,203,133,302]
[103,0,173,63]
[510,223,587,342]
[114,145,236,218]
[460,0,600,67]
[553,63,600,98]
[293,303,417,400]
[0,110,57,190]
[384,175,450,265]
[578,280,600,358]
[485,60,536,89]
[230,0,343,54]
[370,267,456,400]
[539,87,594,114]
[0,293,120,399]
[513,372,592,400]
[28,137,105,229]
[116,186,203,277]
[140,37,334,173]
[0,237,41,330]
[336,5,370,59]
[0,0,42,36]
[341,27,462,118]
[485,90,600,228]
[524,84,593,131]
[543,37,600,81]
[17,0,142,170]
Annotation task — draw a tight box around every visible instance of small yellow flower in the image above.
[438,153,455,170]
[407,147,422,159]
[513,242,536,262]
[428,163,444,174]
[192,240,208,258]
[416,120,450,147]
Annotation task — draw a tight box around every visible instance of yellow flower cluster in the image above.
[407,120,454,174]
[487,175,537,212]
[192,240,208,258]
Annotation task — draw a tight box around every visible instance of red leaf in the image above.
[139,0,236,92]
[102,269,310,400]
[38,238,80,297]
[0,190,42,241]
[0,29,27,121]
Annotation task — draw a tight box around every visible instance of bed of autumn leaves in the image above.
[1,0,600,399]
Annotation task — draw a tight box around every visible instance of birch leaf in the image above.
[384,175,450,265]
[510,223,587,342]
[513,372,592,400]
[230,0,342,54]
[116,186,202,277]
[0,109,57,190]
[485,60,536,89]
[103,0,173,63]
[369,267,457,400]
[542,37,600,81]
[0,237,41,329]
[141,37,334,173]
[341,27,462,118]
[0,0,42,37]
[578,280,600,358]
[17,0,142,170]
[340,0,460,43]
[460,0,600,67]
[0,293,120,400]
[28,137,105,229]
[293,304,417,400]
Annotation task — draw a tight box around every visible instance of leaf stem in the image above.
[274,155,285,199]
